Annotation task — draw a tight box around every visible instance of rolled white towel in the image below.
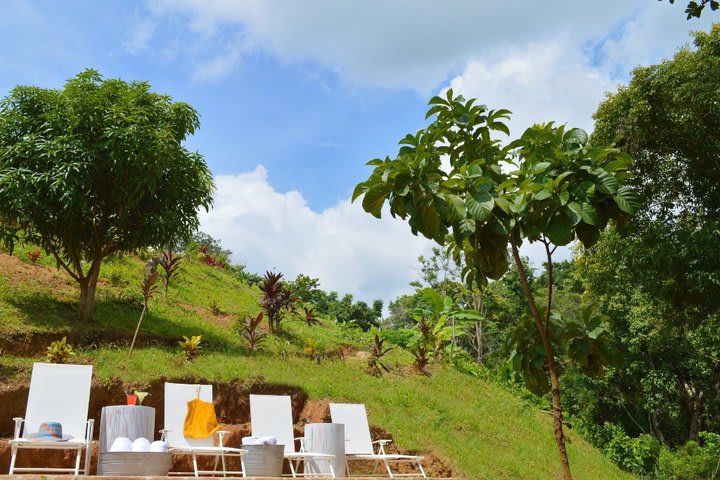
[149,440,168,453]
[259,436,277,445]
[242,436,261,445]
[131,437,151,452]
[110,437,133,452]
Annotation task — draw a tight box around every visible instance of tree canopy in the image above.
[0,69,214,321]
[353,90,639,480]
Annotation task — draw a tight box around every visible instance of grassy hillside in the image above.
[0,247,633,479]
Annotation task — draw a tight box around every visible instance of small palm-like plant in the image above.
[408,316,432,375]
[236,312,267,352]
[209,300,222,316]
[302,303,321,326]
[259,271,298,333]
[367,333,393,376]
[180,335,202,361]
[158,247,182,301]
[46,336,75,364]
[128,258,159,359]
[27,249,41,264]
[304,337,324,363]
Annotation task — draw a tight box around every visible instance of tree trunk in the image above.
[475,320,484,363]
[78,259,102,323]
[511,242,573,480]
[128,305,147,360]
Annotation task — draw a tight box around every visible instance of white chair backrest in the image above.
[329,403,374,455]
[249,394,296,454]
[24,363,93,441]
[164,383,215,449]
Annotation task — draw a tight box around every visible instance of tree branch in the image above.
[542,237,554,335]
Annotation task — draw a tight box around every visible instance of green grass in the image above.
[0,248,634,479]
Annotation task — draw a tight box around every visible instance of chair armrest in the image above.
[13,417,24,440]
[216,430,230,448]
[295,437,306,452]
[372,439,392,455]
[159,429,170,441]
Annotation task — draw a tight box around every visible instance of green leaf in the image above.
[614,185,641,214]
[445,193,466,221]
[532,162,552,174]
[465,191,495,221]
[596,171,619,194]
[361,186,389,218]
[533,189,552,201]
[568,202,598,225]
[351,183,368,202]
[564,128,588,146]
[546,211,575,246]
[575,222,600,248]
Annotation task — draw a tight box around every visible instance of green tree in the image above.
[353,91,638,479]
[0,70,213,322]
[589,24,720,444]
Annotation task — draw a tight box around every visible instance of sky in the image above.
[0,1,715,307]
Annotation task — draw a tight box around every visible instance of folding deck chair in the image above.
[9,363,94,476]
[163,382,247,477]
[329,403,426,478]
[249,394,335,478]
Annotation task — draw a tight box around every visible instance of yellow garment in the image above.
[183,398,221,439]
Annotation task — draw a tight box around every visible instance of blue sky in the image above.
[0,1,714,306]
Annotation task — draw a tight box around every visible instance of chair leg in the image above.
[192,452,200,477]
[220,450,227,477]
[344,457,350,477]
[383,457,394,478]
[8,444,18,474]
[288,457,297,478]
[84,444,92,475]
[74,446,82,476]
[240,455,247,478]
[417,460,427,478]
[328,461,336,479]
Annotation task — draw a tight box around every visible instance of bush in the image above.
[379,328,414,348]
[581,422,661,477]
[179,335,202,361]
[657,432,720,480]
[46,336,75,364]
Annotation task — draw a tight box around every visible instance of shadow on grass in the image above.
[4,294,234,353]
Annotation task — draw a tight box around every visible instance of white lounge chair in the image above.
[249,394,335,478]
[329,403,426,478]
[163,382,247,477]
[9,362,94,476]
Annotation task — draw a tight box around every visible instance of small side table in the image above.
[97,405,155,475]
[304,423,345,477]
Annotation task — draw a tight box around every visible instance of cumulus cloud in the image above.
[199,166,435,304]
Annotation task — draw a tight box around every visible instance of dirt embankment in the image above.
[0,377,458,477]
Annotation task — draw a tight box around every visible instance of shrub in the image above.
[235,313,267,352]
[158,247,182,301]
[304,338,325,363]
[302,303,321,326]
[366,333,393,376]
[26,249,41,264]
[209,300,222,316]
[46,336,75,364]
[587,423,661,477]
[657,432,720,480]
[179,335,202,361]
[272,337,292,360]
[259,271,298,333]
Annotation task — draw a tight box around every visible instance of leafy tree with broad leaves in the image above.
[353,90,639,479]
[585,24,720,444]
[0,70,214,322]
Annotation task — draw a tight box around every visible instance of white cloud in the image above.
[199,165,435,304]
[143,0,712,91]
[124,18,156,55]
[192,42,243,82]
[200,166,573,307]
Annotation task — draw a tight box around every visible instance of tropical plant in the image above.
[259,271,298,333]
[208,300,222,316]
[367,333,393,376]
[407,316,432,375]
[26,249,41,264]
[158,247,182,301]
[661,0,719,18]
[304,338,324,363]
[235,312,267,352]
[128,258,160,359]
[0,69,214,322]
[301,303,321,326]
[180,335,202,361]
[352,90,639,479]
[46,336,75,364]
